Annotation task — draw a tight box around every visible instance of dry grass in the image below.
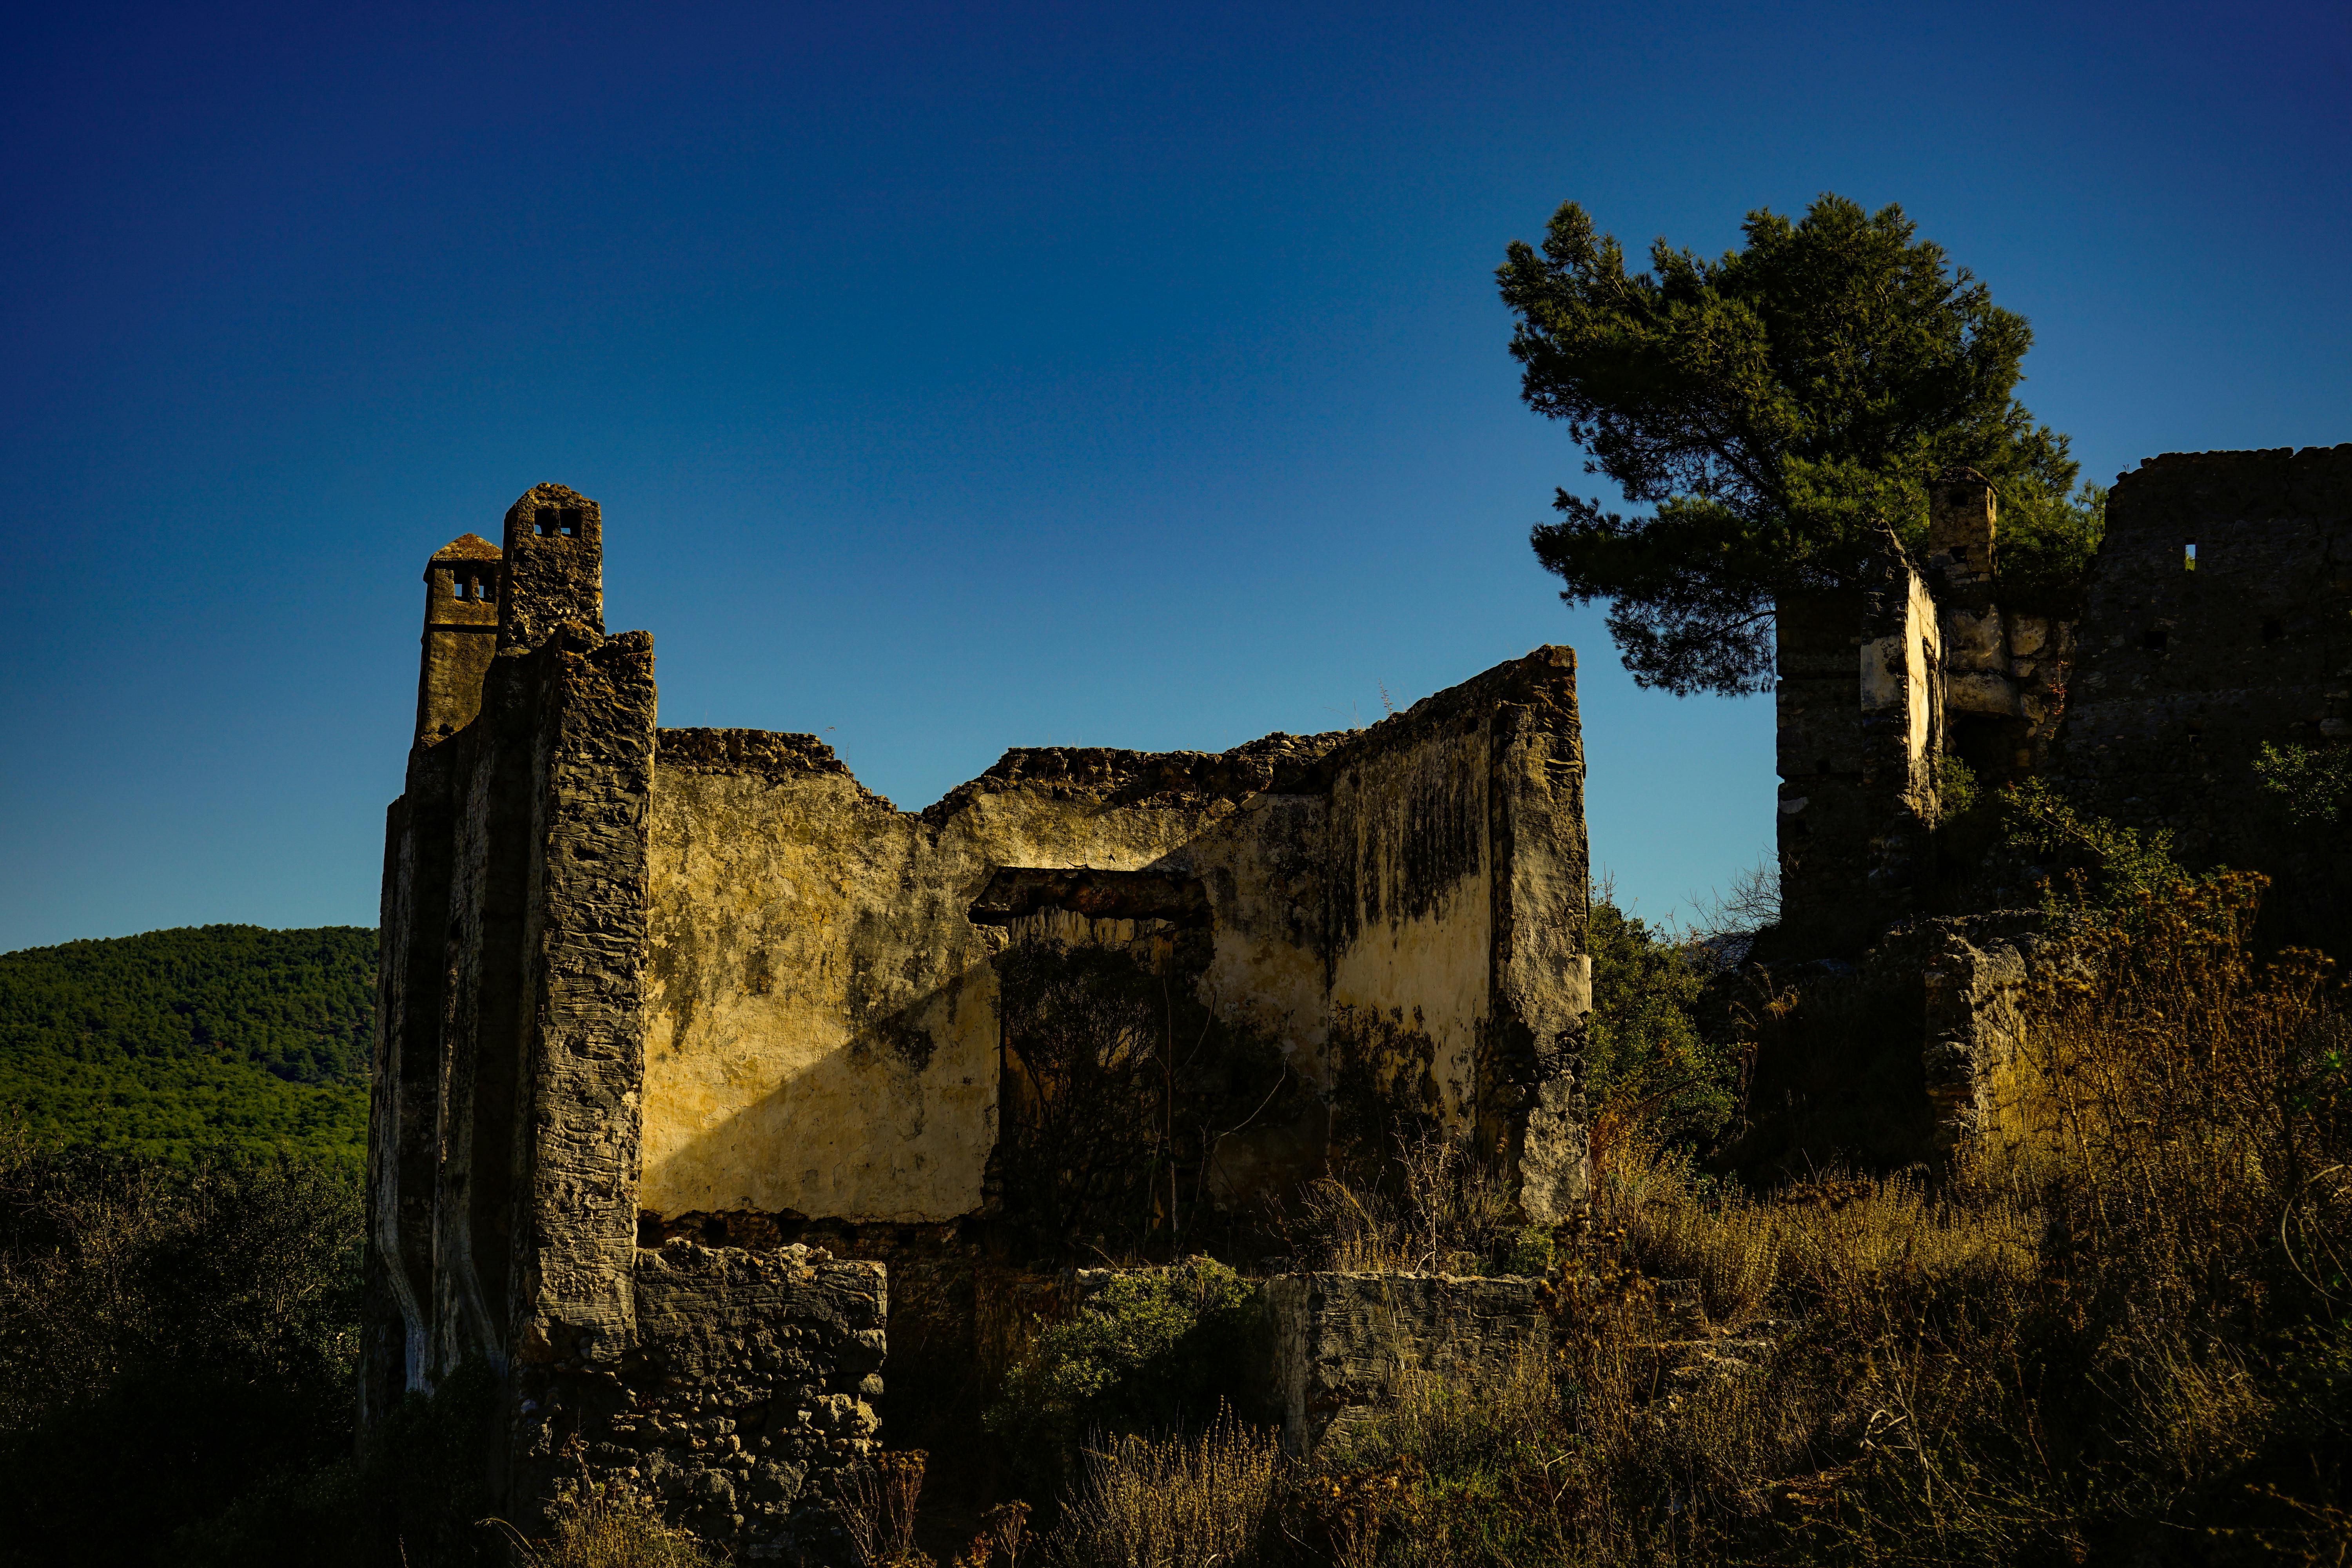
[1046,1409,1283,1568]
[493,1481,726,1568]
[1282,872,2352,1564]
[843,1450,933,1568]
[984,873,2349,1564]
[1288,1134,1526,1276]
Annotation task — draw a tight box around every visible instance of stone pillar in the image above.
[1858,548,1942,918]
[1482,649,1592,1222]
[1771,588,1868,956]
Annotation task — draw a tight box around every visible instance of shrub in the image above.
[0,1136,363,1566]
[2000,776,2194,910]
[2256,739,2352,828]
[1584,900,1736,1154]
[985,1258,1264,1497]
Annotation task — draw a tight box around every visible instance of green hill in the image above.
[0,926,375,1160]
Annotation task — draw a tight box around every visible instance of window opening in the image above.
[2143,627,2169,651]
[535,506,558,535]
[558,505,583,537]
[2185,540,2198,571]
[2262,618,2283,643]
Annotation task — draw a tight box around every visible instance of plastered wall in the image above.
[1324,715,1494,1129]
[638,732,1340,1223]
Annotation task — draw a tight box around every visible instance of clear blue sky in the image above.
[3,0,2347,952]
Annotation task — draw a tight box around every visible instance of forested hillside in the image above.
[0,926,374,1159]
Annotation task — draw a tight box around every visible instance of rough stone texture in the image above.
[1773,475,2083,961]
[1323,648,1593,1219]
[1917,918,2037,1160]
[548,1242,886,1563]
[2049,444,2352,947]
[498,482,604,652]
[1262,1271,1553,1455]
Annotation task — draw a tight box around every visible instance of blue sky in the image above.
[3,0,2347,951]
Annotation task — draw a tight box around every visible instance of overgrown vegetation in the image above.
[984,1258,1265,1499]
[995,933,1296,1254]
[2000,775,2199,910]
[0,925,374,1158]
[995,866,2351,1566]
[2257,739,2352,828]
[491,1481,728,1567]
[1287,1132,1552,1278]
[1583,898,1740,1156]
[0,1134,365,1566]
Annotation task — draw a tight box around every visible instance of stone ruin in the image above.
[362,445,2351,1555]
[362,483,1596,1555]
[1754,443,2352,1168]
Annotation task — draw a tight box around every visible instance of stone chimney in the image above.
[415,533,504,745]
[497,482,604,652]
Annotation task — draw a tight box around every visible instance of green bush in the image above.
[2001,776,2194,911]
[2255,739,2352,829]
[1583,899,1738,1152]
[985,1258,1264,1498]
[0,1137,364,1566]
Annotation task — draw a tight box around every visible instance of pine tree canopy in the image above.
[1497,194,2095,697]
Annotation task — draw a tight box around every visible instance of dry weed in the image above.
[842,1450,931,1568]
[491,1480,725,1567]
[1048,1408,1280,1568]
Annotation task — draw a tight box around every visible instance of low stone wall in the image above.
[1262,1271,1552,1455]
[570,1243,887,1563]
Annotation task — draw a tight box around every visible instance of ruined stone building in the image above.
[1748,444,2352,1174]
[363,484,1594,1550]
[1773,445,2352,958]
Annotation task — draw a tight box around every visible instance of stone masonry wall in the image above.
[1262,1270,1553,1455]
[1323,648,1592,1220]
[2050,444,2352,946]
[555,1242,886,1564]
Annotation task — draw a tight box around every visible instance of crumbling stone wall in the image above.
[2049,444,2352,946]
[1777,448,2352,964]
[1773,474,2080,960]
[639,730,1339,1226]
[550,1242,887,1563]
